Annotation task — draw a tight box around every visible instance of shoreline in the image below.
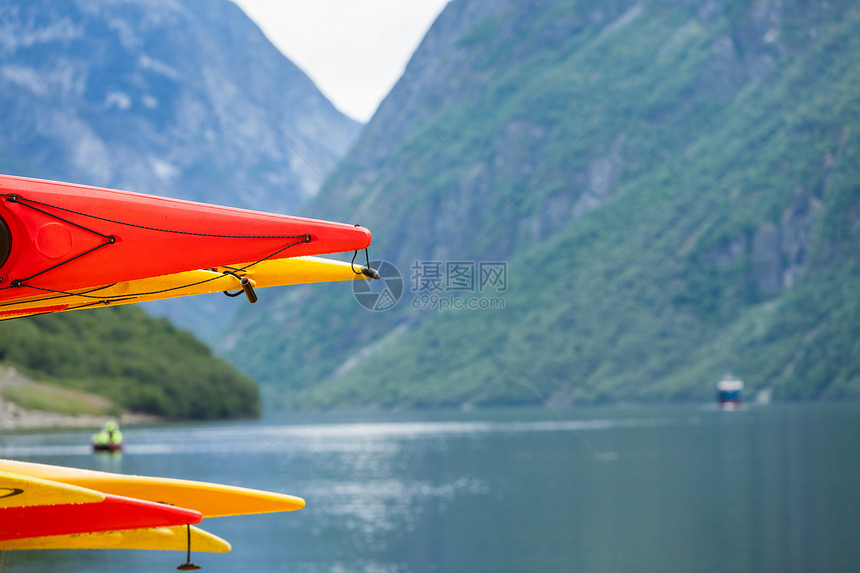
[0,367,164,432]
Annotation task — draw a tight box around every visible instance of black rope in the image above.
[351,243,379,279]
[1,236,311,304]
[221,270,246,297]
[177,523,200,570]
[1,194,117,291]
[6,195,114,240]
[10,242,113,286]
[0,283,134,308]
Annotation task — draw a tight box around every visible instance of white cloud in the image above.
[105,91,132,110]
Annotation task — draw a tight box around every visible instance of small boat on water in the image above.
[92,442,122,453]
[717,374,744,409]
[91,421,123,453]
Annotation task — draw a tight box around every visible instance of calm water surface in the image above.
[1,403,859,572]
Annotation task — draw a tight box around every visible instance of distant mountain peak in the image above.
[0,0,360,214]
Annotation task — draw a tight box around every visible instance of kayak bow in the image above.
[0,174,371,303]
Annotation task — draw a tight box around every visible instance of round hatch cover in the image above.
[0,214,11,270]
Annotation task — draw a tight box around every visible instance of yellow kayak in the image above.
[0,470,104,509]
[0,255,376,320]
[0,525,230,552]
[0,459,304,518]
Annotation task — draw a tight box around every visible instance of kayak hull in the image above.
[0,174,371,302]
[92,443,123,453]
[0,459,305,518]
[0,255,375,320]
[0,469,105,509]
[0,492,201,540]
[0,524,231,553]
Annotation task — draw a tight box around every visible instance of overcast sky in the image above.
[231,0,450,123]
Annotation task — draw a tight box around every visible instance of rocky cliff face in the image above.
[220,0,860,408]
[0,0,360,213]
[316,0,820,268]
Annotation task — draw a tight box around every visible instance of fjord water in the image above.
[2,403,859,572]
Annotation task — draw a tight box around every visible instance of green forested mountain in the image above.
[220,0,860,408]
[0,306,259,419]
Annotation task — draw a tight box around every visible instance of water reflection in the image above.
[90,450,123,473]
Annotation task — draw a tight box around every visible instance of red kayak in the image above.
[0,174,371,303]
[0,493,201,540]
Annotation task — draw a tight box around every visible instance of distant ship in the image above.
[717,374,744,409]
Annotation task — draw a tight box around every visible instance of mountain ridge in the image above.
[219,0,860,409]
[0,0,359,214]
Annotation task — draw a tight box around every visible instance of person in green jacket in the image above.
[92,420,123,449]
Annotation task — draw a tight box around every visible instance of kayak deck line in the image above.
[0,192,311,295]
[0,256,380,320]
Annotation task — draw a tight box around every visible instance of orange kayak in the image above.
[0,174,371,303]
